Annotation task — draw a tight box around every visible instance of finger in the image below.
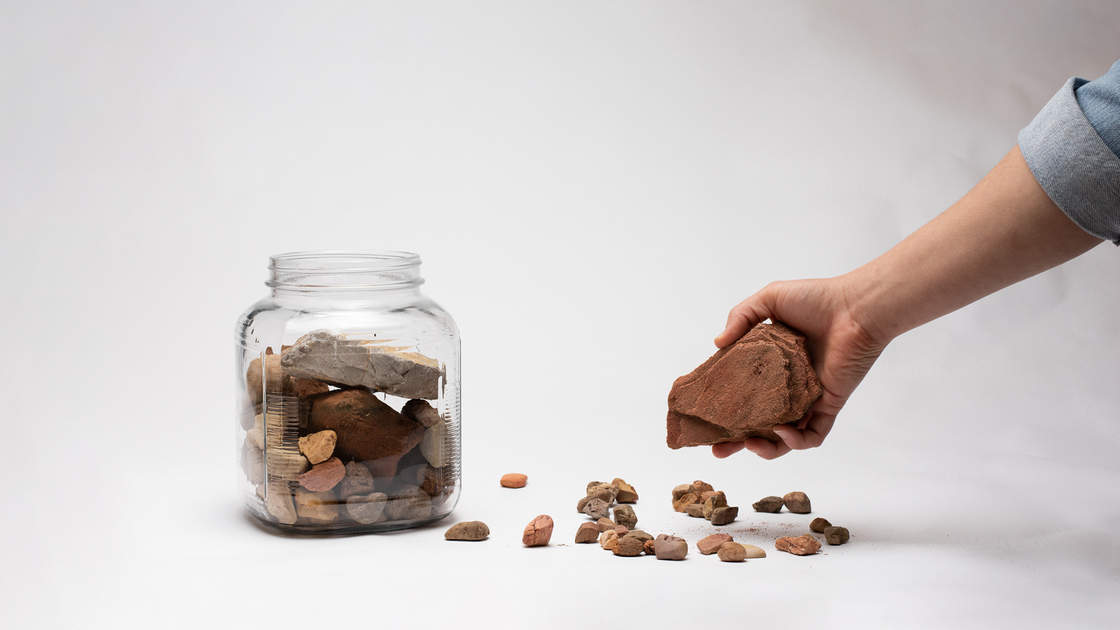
[741,436,792,460]
[712,442,745,458]
[714,284,780,348]
[772,413,835,450]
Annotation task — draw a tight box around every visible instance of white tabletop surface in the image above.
[2,2,1119,628]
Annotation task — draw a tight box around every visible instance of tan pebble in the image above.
[625,530,653,543]
[643,539,656,555]
[613,504,637,529]
[587,482,619,504]
[614,525,630,537]
[243,443,264,484]
[702,492,728,519]
[297,457,346,492]
[685,504,705,518]
[699,490,721,503]
[445,521,489,541]
[338,461,376,499]
[345,492,388,524]
[783,491,811,514]
[596,518,617,532]
[775,534,821,555]
[697,533,733,555]
[613,536,644,556]
[612,478,639,503]
[501,473,528,488]
[575,522,600,543]
[295,489,339,524]
[690,480,714,496]
[265,480,297,525]
[523,514,554,547]
[671,484,692,503]
[599,530,619,551]
[298,430,337,465]
[717,542,748,562]
[710,506,739,526]
[741,544,767,558]
[672,493,698,513]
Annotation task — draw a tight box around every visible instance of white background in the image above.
[3,1,1120,628]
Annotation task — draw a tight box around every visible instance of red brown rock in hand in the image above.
[523,515,554,547]
[775,534,822,556]
[306,389,425,469]
[666,322,822,448]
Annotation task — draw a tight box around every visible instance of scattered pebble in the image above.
[717,542,747,562]
[824,526,850,545]
[809,517,832,533]
[709,506,738,526]
[671,484,692,503]
[613,525,630,537]
[775,534,821,556]
[576,496,590,513]
[575,522,600,543]
[685,504,705,518]
[586,481,619,504]
[613,536,644,556]
[741,544,767,559]
[783,491,811,514]
[445,521,489,541]
[654,534,688,561]
[613,478,639,503]
[752,496,785,513]
[522,514,554,547]
[702,492,728,519]
[673,493,698,512]
[500,473,528,488]
[582,498,611,520]
[690,480,714,496]
[596,518,617,532]
[613,504,637,529]
[600,530,620,551]
[697,533,733,555]
[643,539,657,555]
[625,530,653,544]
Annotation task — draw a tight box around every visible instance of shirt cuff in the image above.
[1018,77,1120,244]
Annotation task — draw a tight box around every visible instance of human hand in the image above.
[710,277,887,460]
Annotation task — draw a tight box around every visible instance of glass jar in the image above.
[234,251,461,533]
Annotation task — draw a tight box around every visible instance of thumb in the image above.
[714,283,781,348]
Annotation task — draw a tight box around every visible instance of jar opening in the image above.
[267,251,423,291]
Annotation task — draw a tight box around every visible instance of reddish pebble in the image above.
[296,457,346,492]
[501,473,528,488]
[775,534,821,556]
[575,522,600,543]
[697,533,733,555]
[523,514,554,546]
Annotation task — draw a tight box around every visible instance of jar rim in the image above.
[267,251,423,291]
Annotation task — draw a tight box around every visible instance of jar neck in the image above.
[267,251,425,298]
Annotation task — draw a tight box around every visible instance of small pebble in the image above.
[296,457,346,492]
[624,530,653,544]
[500,473,528,488]
[613,536,645,556]
[741,544,767,559]
[810,517,832,533]
[775,534,821,556]
[697,533,733,555]
[576,496,590,513]
[672,493,698,512]
[690,480,714,496]
[613,478,639,503]
[752,496,785,513]
[702,492,728,519]
[613,525,630,537]
[654,537,688,561]
[522,514,554,547]
[824,526,850,545]
[717,542,747,562]
[613,504,637,529]
[685,504,705,518]
[445,521,490,541]
[298,430,337,465]
[671,484,692,503]
[587,481,619,504]
[643,539,656,555]
[582,498,611,520]
[574,522,600,543]
[783,491,811,514]
[600,530,620,551]
[344,492,388,524]
[709,506,738,526]
[596,518,617,532]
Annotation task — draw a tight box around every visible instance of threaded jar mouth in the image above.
[267,251,424,291]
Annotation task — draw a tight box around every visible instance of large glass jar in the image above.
[234,251,460,533]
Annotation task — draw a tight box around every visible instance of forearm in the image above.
[846,146,1103,345]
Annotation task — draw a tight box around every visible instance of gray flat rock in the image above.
[281,331,443,399]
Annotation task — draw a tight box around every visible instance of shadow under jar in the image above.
[234,251,461,534]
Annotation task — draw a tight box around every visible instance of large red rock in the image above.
[306,389,425,473]
[666,322,821,449]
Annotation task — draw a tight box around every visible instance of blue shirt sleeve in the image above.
[1018,62,1120,244]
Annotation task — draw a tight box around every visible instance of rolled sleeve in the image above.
[1018,76,1120,244]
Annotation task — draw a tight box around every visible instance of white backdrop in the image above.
[3,1,1119,628]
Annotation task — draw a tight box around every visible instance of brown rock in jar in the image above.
[306,389,424,469]
[384,486,432,521]
[246,353,330,405]
[345,492,388,524]
[338,461,376,499]
[298,430,337,465]
[297,457,346,492]
[295,489,339,524]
